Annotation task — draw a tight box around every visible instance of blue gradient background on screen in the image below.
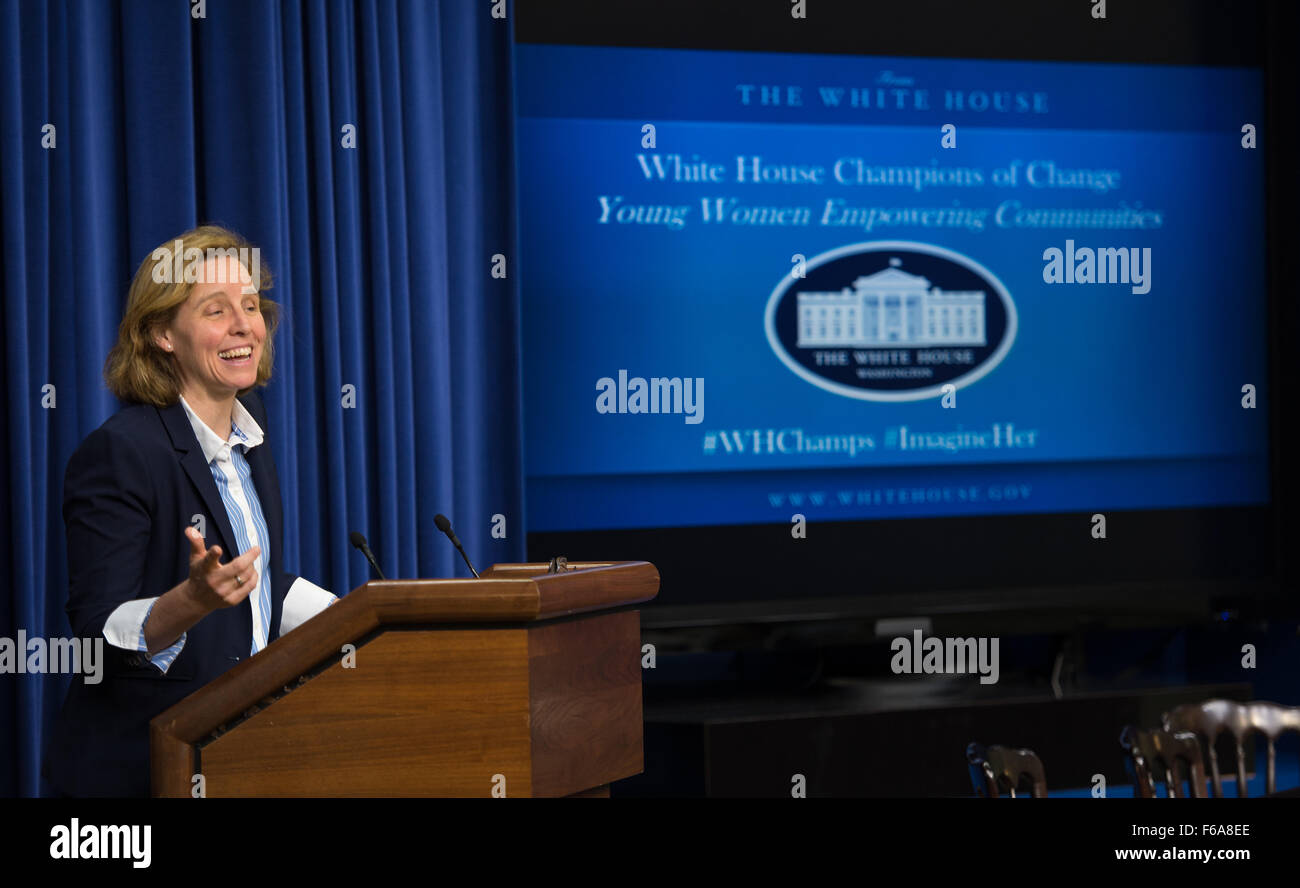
[515,46,1268,531]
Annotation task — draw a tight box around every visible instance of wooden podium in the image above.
[149,561,659,797]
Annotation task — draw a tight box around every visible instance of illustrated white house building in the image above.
[796,258,987,348]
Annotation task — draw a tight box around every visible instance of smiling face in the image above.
[155,256,267,403]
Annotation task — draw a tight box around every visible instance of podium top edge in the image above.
[354,561,658,584]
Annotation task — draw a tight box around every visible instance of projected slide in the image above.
[515,45,1269,531]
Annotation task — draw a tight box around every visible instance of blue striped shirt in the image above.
[102,397,336,671]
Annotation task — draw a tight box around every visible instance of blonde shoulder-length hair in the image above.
[104,225,280,406]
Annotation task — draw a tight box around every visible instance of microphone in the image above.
[434,513,480,578]
[349,531,386,580]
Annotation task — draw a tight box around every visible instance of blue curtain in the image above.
[0,0,524,797]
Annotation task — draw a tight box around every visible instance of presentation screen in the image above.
[515,45,1269,537]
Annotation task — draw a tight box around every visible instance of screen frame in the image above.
[513,0,1296,633]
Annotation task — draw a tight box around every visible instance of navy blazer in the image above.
[45,391,299,797]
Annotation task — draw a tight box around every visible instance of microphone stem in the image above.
[457,545,480,578]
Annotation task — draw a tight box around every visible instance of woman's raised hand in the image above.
[184,525,260,613]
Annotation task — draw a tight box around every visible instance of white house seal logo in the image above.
[765,240,1017,401]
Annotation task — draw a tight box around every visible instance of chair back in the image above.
[1120,726,1207,798]
[967,742,1047,798]
[1163,699,1300,796]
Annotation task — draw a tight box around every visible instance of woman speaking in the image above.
[45,225,335,797]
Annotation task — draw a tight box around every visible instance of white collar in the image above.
[178,394,265,463]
